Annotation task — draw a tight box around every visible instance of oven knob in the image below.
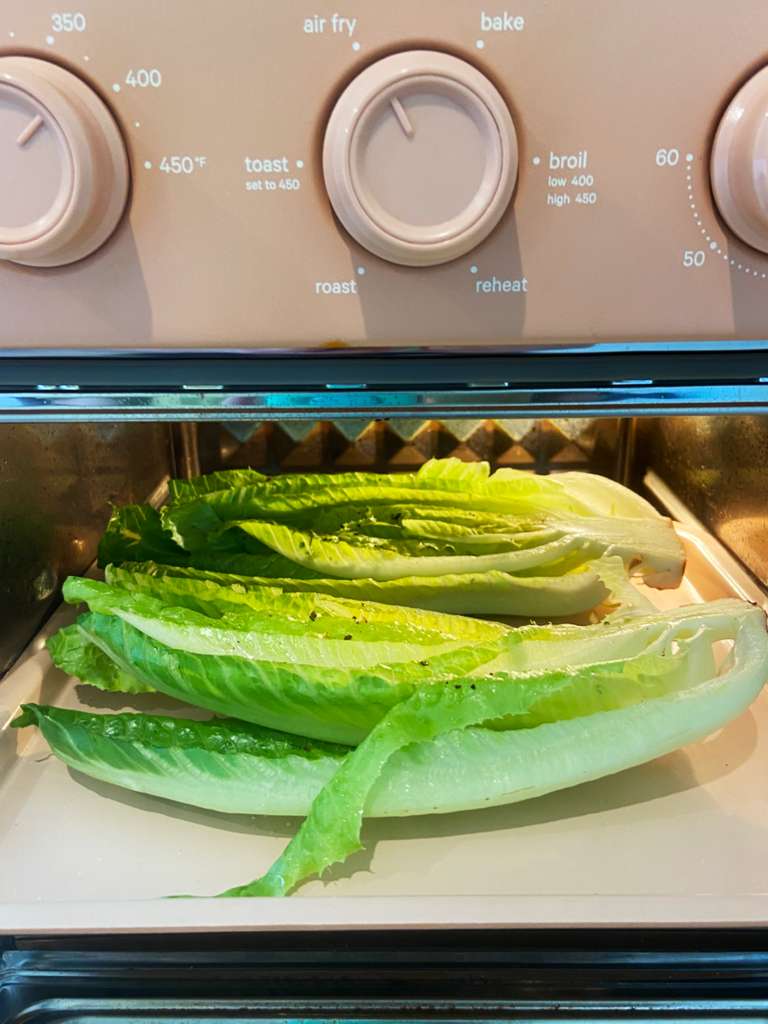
[0,56,129,267]
[323,51,518,267]
[711,65,768,253]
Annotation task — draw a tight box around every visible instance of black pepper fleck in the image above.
[344,634,352,640]
[309,611,317,621]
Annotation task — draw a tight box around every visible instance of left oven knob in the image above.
[0,56,129,267]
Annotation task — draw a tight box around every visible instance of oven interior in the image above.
[2,413,768,1002]
[4,412,766,679]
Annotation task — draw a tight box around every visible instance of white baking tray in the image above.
[1,523,768,936]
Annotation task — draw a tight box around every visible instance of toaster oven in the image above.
[3,0,768,1018]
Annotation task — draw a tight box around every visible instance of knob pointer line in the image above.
[16,113,43,146]
[390,96,414,138]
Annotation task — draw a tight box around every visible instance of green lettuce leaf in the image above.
[45,555,661,741]
[24,602,768,850]
[46,624,155,694]
[97,504,191,569]
[158,460,684,591]
[159,486,562,554]
[215,519,603,579]
[65,606,500,744]
[114,558,612,618]
[62,576,504,669]
[101,564,508,644]
[12,704,348,816]
[168,469,268,503]
[216,598,768,896]
[96,461,683,616]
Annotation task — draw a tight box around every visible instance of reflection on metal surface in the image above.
[5,934,768,999]
[719,518,768,583]
[198,417,623,477]
[171,422,201,479]
[636,415,768,590]
[2,383,768,420]
[7,1002,768,1024]
[0,422,175,677]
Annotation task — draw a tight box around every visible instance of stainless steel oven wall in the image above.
[0,421,176,676]
[635,415,768,590]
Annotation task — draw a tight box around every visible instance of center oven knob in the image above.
[711,65,768,253]
[323,51,518,267]
[0,56,129,267]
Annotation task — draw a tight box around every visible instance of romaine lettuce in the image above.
[157,460,685,592]
[217,598,768,896]
[12,703,348,816]
[21,599,768,896]
[97,460,681,617]
[49,553,657,743]
[54,572,509,743]
[47,624,156,694]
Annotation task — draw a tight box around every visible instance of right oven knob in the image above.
[711,66,768,253]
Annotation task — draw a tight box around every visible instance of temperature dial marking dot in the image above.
[684,158,761,277]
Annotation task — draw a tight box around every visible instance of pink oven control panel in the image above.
[2,0,768,351]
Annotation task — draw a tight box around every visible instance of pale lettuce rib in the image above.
[490,599,727,675]
[229,520,600,580]
[112,559,613,618]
